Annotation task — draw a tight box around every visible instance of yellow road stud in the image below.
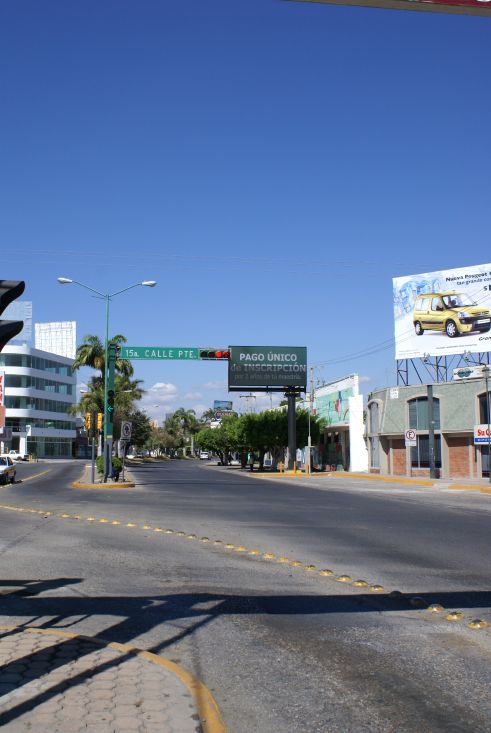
[446,611,464,621]
[352,580,369,587]
[304,565,316,572]
[369,585,385,593]
[427,604,444,613]
[467,619,488,629]
[319,569,334,577]
[336,575,352,583]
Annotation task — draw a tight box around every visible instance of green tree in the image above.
[73,334,134,382]
[126,409,152,448]
[166,408,200,455]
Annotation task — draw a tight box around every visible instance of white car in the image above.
[7,450,28,462]
[0,456,16,485]
[199,451,210,460]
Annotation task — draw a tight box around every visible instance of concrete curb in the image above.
[245,468,491,493]
[71,463,136,490]
[0,624,228,733]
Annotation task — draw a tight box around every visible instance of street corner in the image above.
[0,626,227,733]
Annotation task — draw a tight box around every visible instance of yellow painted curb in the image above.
[0,625,228,733]
[71,481,136,489]
[252,471,435,487]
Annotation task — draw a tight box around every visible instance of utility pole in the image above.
[427,384,437,479]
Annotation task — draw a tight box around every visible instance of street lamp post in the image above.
[483,366,491,484]
[58,277,156,480]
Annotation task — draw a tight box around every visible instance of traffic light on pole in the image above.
[96,412,103,431]
[199,349,230,360]
[0,280,25,352]
[107,390,115,414]
[85,413,92,432]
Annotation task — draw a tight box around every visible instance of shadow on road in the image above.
[1,578,490,725]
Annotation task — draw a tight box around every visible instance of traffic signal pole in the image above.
[104,342,116,482]
[286,388,297,471]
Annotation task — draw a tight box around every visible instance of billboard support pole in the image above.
[427,384,437,479]
[286,388,297,471]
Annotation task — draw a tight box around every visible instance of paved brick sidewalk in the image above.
[0,628,202,733]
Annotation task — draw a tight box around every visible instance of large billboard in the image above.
[393,263,491,360]
[314,374,359,427]
[213,400,233,411]
[228,346,307,392]
[290,0,491,17]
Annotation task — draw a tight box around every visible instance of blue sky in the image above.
[1,0,490,419]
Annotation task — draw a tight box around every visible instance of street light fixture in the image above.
[58,276,157,480]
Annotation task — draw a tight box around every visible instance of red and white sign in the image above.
[405,429,417,447]
[474,425,491,444]
[294,0,491,18]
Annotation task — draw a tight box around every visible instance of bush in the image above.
[95,455,123,475]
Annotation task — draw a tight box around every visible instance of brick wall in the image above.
[391,439,406,475]
[447,436,470,478]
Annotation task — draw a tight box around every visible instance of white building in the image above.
[0,345,76,458]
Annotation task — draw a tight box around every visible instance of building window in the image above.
[410,435,441,469]
[369,402,379,434]
[408,397,440,430]
[479,393,490,425]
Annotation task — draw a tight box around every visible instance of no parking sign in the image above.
[405,429,417,447]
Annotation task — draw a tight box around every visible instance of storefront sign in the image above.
[474,425,491,444]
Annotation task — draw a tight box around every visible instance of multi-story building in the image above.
[0,345,76,458]
[367,377,490,479]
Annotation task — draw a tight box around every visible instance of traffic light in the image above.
[199,349,230,360]
[96,412,103,431]
[84,413,92,432]
[0,280,25,352]
[107,390,115,414]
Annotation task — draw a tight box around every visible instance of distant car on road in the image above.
[0,456,16,484]
[7,450,28,462]
[199,451,210,460]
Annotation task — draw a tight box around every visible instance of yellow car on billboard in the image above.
[413,292,491,338]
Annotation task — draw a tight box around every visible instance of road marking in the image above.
[0,501,488,640]
[0,625,228,733]
[20,469,51,482]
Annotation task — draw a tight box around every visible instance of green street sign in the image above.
[121,347,199,360]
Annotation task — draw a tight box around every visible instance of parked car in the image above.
[0,456,16,484]
[7,449,28,462]
[413,292,491,338]
[199,451,210,460]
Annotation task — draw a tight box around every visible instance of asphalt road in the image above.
[1,459,491,732]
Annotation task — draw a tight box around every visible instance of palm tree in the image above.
[200,408,216,424]
[73,334,134,382]
[166,408,199,455]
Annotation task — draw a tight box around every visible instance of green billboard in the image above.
[228,346,307,391]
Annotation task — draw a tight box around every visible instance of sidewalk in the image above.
[71,464,136,489]
[0,625,226,733]
[245,468,491,493]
